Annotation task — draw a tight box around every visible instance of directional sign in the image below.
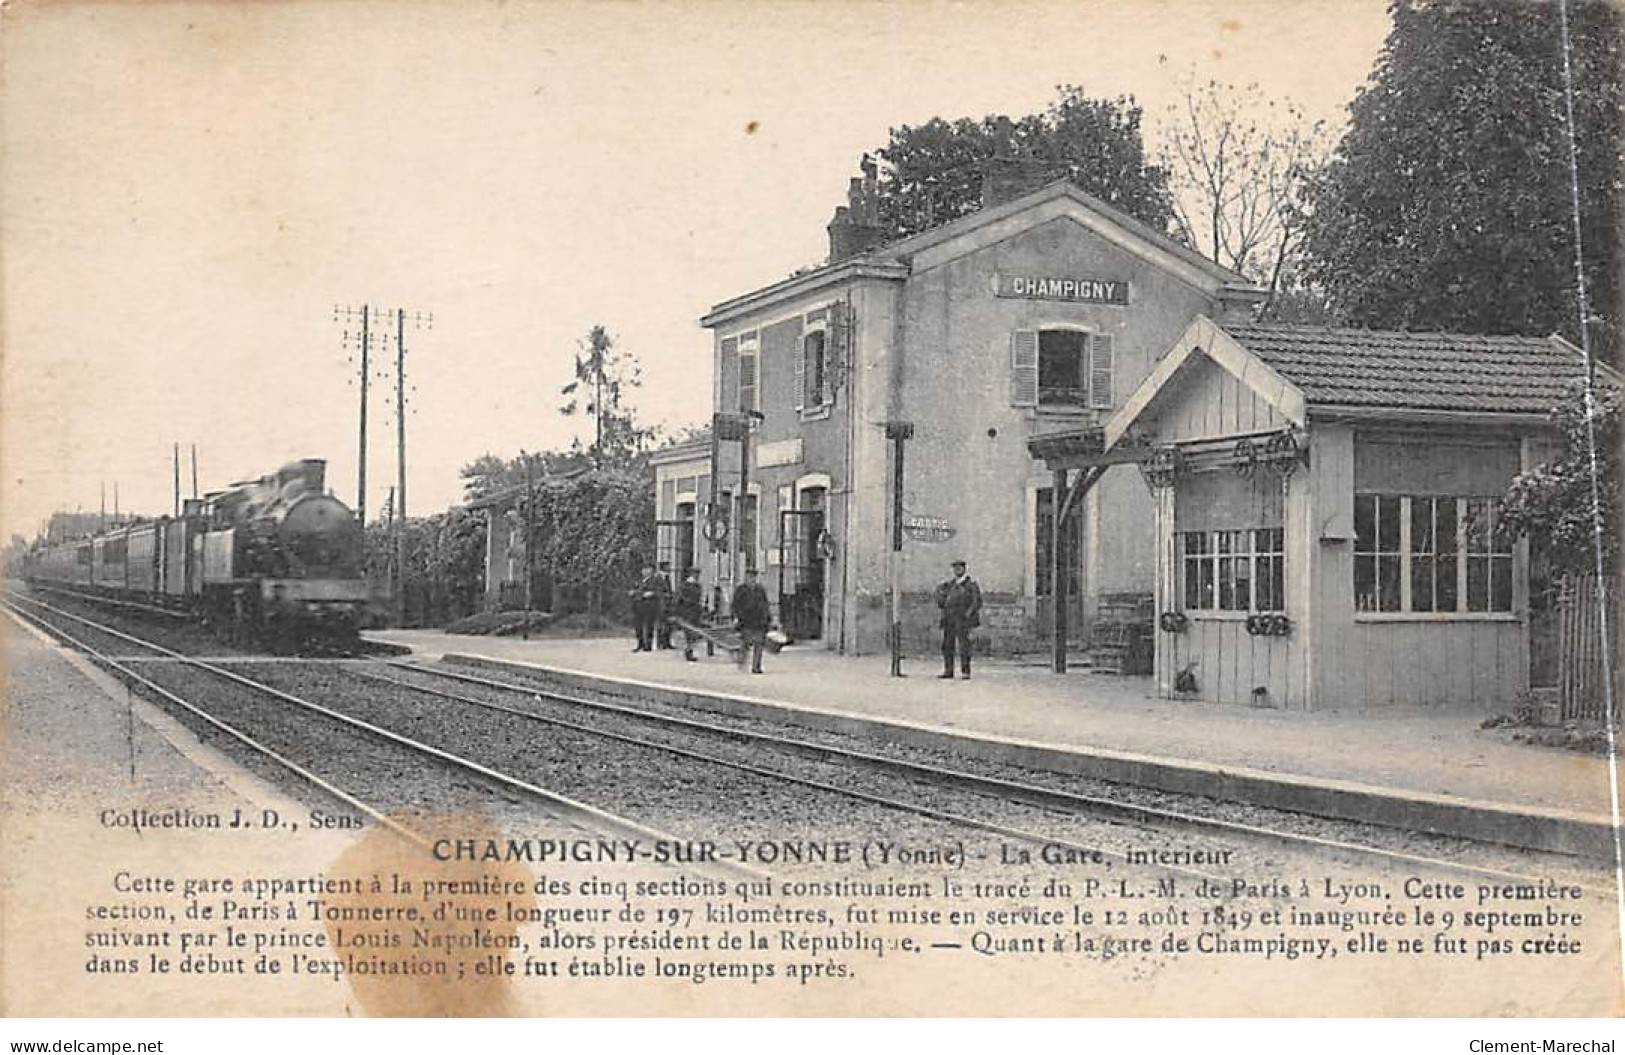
[902,513,955,543]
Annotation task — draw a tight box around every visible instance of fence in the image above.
[1558,572,1620,722]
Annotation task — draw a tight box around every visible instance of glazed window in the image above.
[1354,494,1510,614]
[1463,497,1514,613]
[802,329,827,410]
[1182,531,1213,609]
[1038,330,1087,406]
[1354,494,1402,612]
[1010,329,1115,410]
[739,492,759,568]
[1408,496,1459,612]
[1182,528,1283,613]
[1253,528,1285,612]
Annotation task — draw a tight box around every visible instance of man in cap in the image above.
[630,563,665,652]
[730,566,771,674]
[655,560,676,649]
[934,559,982,679]
[675,566,705,662]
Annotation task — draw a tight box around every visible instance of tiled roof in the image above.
[1224,324,1595,415]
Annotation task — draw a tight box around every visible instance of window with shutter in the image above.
[720,336,739,411]
[1009,330,1039,407]
[738,336,759,413]
[1089,333,1114,409]
[829,303,849,382]
[793,330,805,413]
[802,329,827,411]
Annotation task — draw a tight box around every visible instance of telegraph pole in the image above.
[395,308,408,625]
[190,444,198,499]
[333,303,431,588]
[385,484,396,611]
[358,306,370,528]
[334,304,374,530]
[172,443,181,517]
[521,450,535,641]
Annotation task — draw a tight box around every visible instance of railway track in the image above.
[21,580,396,657]
[3,591,761,880]
[16,591,1147,882]
[9,588,1607,894]
[362,657,1614,893]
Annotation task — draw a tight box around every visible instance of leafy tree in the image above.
[1160,76,1330,317]
[528,469,655,619]
[870,86,1175,241]
[559,324,656,468]
[1500,379,1620,576]
[459,449,578,503]
[365,507,488,627]
[655,421,712,449]
[3,533,28,574]
[1300,0,1622,345]
[443,324,667,626]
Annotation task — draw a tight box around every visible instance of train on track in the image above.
[21,458,368,647]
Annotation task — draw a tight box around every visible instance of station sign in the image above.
[994,272,1129,305]
[981,603,1027,631]
[902,513,955,543]
[755,438,804,469]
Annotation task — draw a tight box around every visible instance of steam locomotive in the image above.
[24,458,368,646]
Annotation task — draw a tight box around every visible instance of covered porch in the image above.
[1025,425,1156,673]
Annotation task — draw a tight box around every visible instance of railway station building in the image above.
[673,165,1609,709]
[680,168,1265,658]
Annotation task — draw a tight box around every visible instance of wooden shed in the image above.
[1104,316,1610,711]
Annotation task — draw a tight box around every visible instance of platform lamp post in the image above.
[713,410,764,602]
[883,420,914,677]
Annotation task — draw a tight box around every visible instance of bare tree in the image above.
[1160,76,1329,317]
[558,324,652,468]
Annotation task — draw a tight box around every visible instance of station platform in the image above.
[370,628,1621,858]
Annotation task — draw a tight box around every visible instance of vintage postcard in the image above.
[2,0,1621,1026]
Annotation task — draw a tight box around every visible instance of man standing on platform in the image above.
[655,560,676,649]
[676,567,704,662]
[731,566,771,674]
[934,559,982,679]
[630,563,665,652]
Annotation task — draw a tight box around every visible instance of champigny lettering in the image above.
[995,273,1129,304]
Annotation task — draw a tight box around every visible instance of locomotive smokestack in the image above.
[300,459,326,494]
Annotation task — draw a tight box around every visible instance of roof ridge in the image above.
[1231,321,1553,343]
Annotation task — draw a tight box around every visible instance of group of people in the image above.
[630,562,698,657]
[629,561,772,673]
[630,558,982,680]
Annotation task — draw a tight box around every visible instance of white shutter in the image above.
[739,342,758,412]
[1010,330,1039,407]
[793,332,805,412]
[1089,333,1114,410]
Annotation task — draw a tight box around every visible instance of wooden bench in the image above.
[669,615,742,660]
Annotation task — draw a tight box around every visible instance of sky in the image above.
[0,0,1391,541]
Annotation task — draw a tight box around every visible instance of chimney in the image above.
[980,154,1056,210]
[1216,285,1268,324]
[826,158,886,263]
